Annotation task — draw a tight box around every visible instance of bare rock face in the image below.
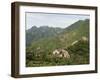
[61,49,70,58]
[53,49,70,59]
[81,36,88,41]
[71,40,78,45]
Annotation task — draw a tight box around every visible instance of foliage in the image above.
[67,40,89,64]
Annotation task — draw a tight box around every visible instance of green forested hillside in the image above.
[26,19,89,67]
[26,26,63,46]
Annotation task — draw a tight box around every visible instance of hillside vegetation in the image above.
[26,19,89,67]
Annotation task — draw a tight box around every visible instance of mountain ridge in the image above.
[26,19,89,47]
[27,19,89,52]
[26,25,64,46]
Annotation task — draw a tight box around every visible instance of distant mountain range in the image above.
[26,25,64,46]
[26,19,89,48]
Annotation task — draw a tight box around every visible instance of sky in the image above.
[26,12,90,30]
